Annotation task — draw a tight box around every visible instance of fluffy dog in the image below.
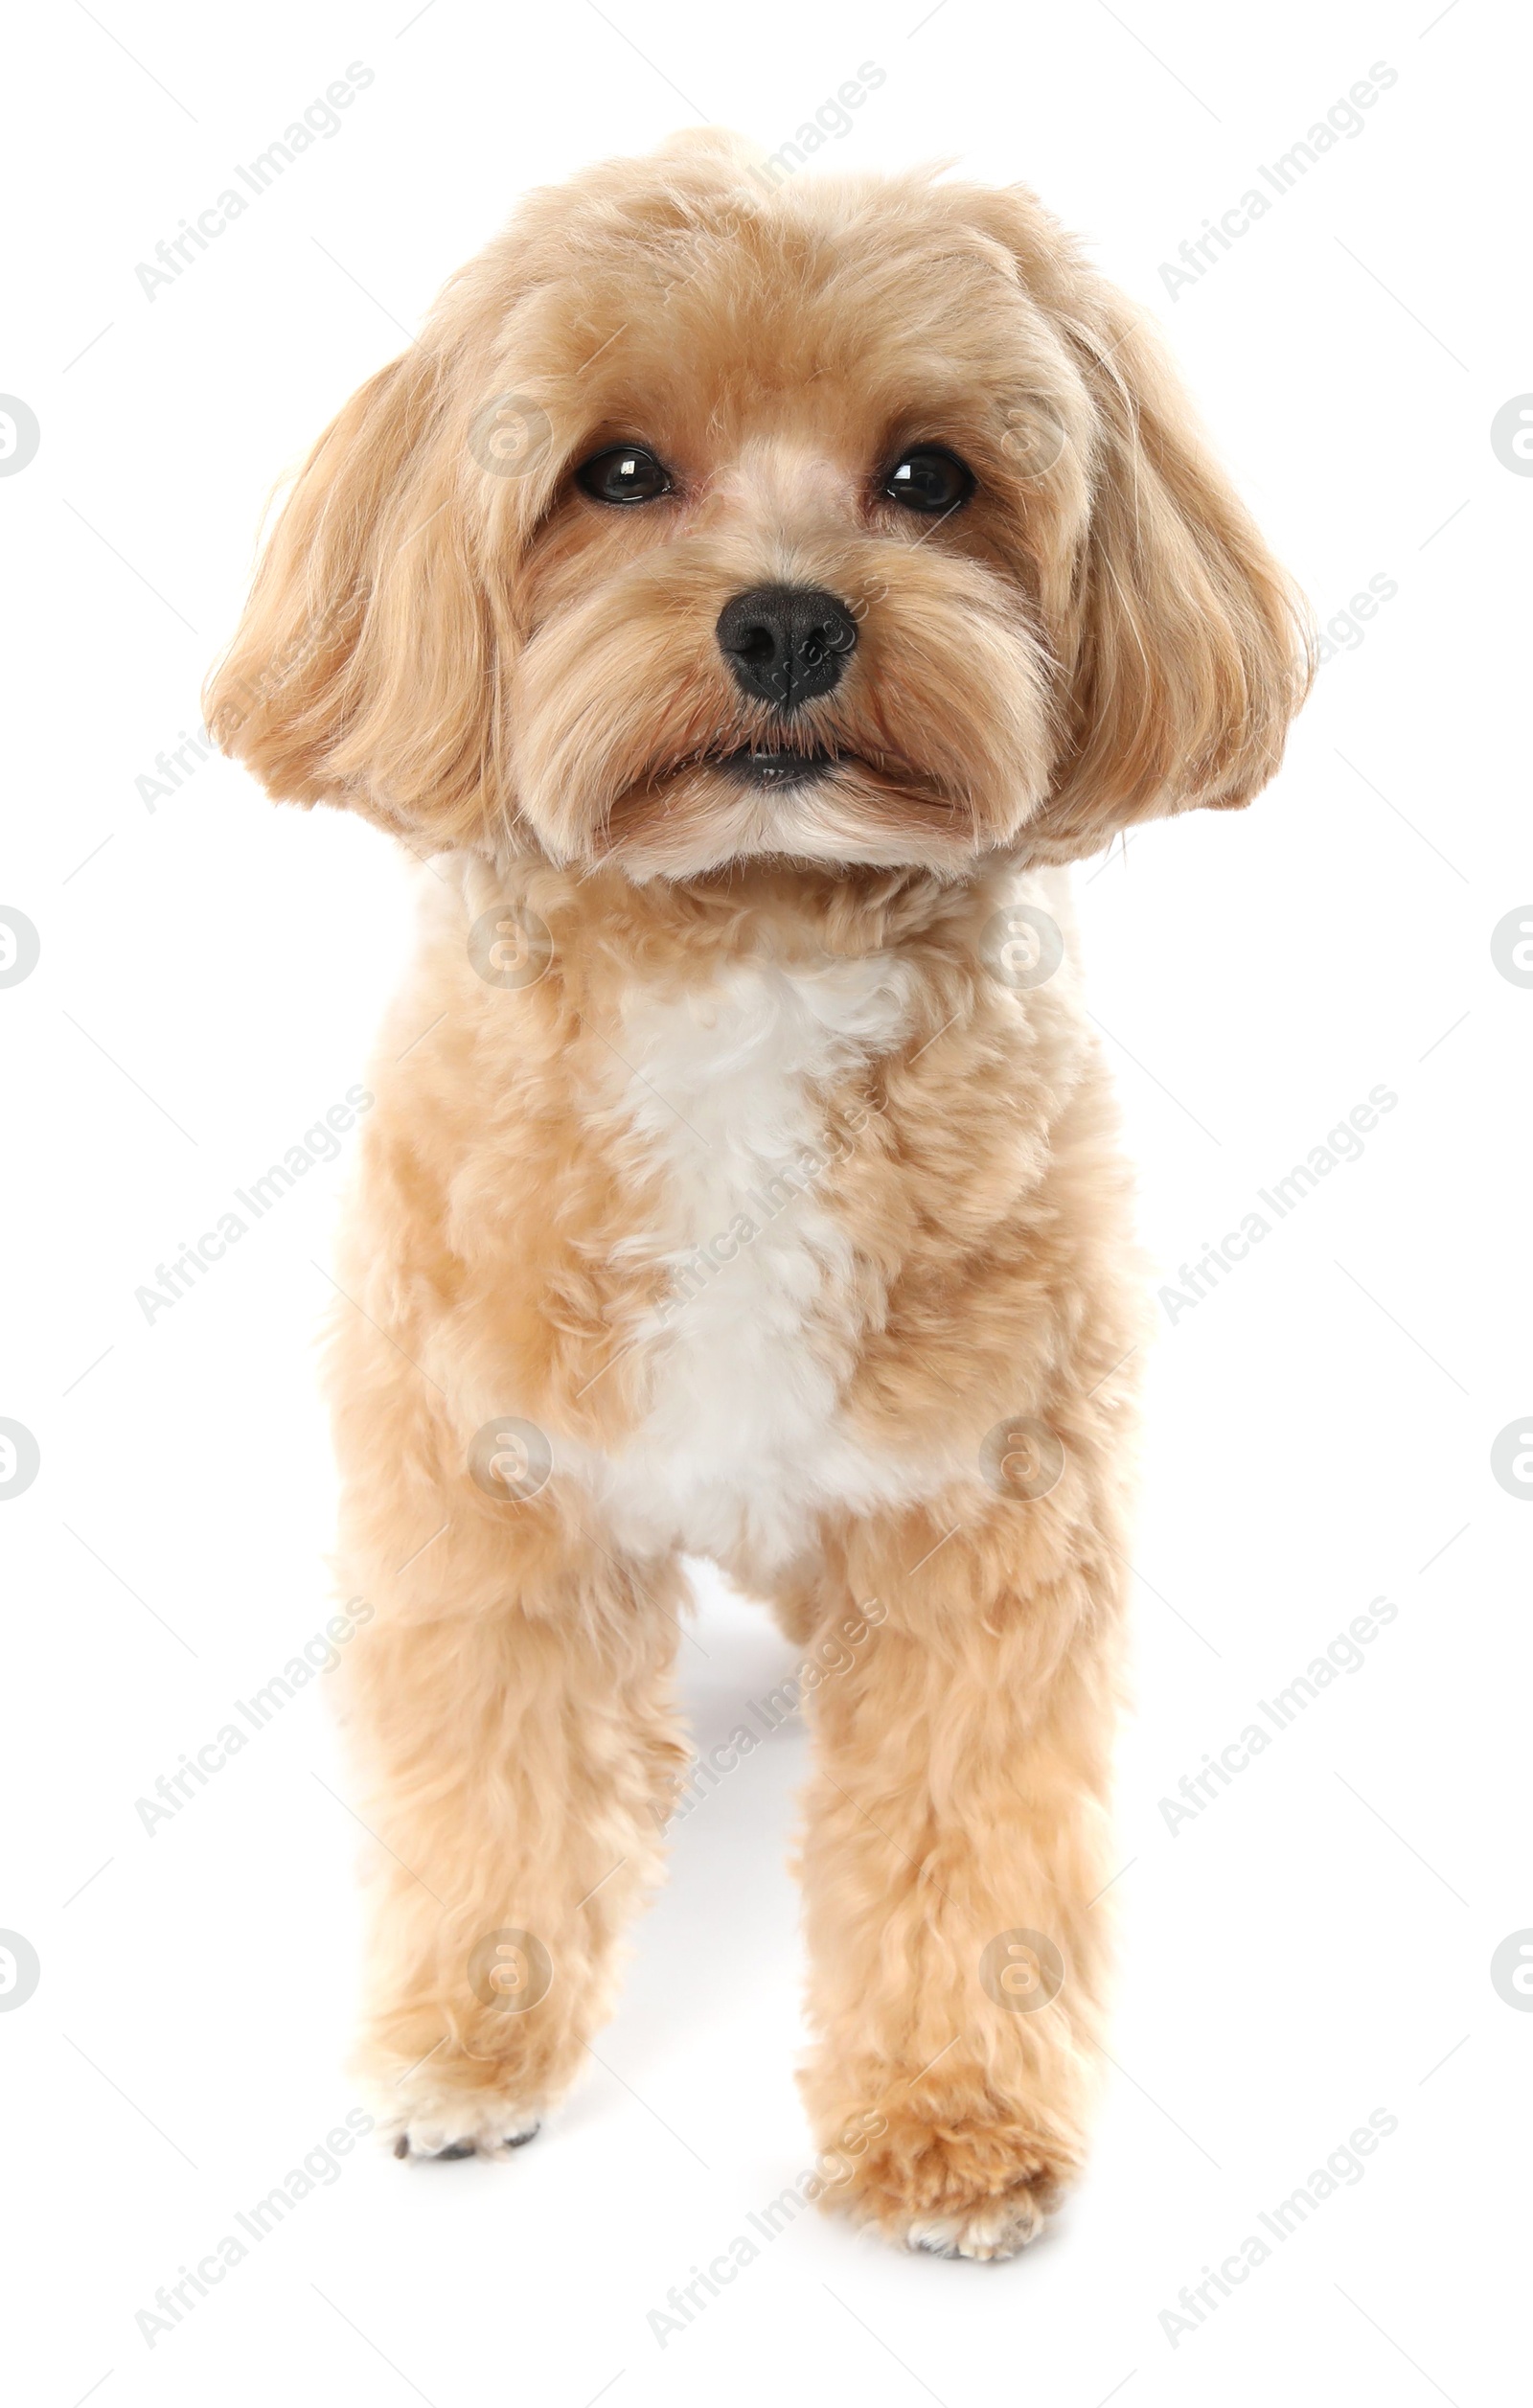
[208,131,1309,2258]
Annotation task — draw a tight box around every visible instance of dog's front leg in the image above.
[795,1496,1126,2257]
[336,1506,687,2160]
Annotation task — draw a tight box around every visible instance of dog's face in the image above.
[208,134,1310,881]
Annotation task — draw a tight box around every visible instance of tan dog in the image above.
[208,131,1309,2259]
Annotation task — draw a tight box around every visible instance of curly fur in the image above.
[207,130,1310,2254]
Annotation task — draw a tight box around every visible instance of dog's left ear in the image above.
[1035,274,1314,856]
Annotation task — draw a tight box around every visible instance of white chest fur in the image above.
[565,951,933,1568]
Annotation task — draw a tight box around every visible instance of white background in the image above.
[2,2,1528,2402]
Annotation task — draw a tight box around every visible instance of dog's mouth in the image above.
[714,746,848,791]
[592,725,985,878]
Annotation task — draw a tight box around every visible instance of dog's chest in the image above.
[576,953,923,1566]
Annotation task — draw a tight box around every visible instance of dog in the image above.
[207,130,1310,2259]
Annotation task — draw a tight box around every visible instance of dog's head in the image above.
[207,132,1311,881]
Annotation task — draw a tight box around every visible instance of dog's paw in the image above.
[368,2073,543,2163]
[904,2186,1050,2260]
[390,2115,540,2163]
[813,2091,1076,2261]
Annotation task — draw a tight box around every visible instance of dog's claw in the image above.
[393,2123,538,2161]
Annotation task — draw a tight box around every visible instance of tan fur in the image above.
[207,132,1310,2253]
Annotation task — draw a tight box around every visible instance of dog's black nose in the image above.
[716,585,857,710]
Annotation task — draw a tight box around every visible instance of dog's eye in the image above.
[882,448,975,515]
[576,445,673,505]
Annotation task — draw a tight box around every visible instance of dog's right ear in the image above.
[204,348,519,845]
